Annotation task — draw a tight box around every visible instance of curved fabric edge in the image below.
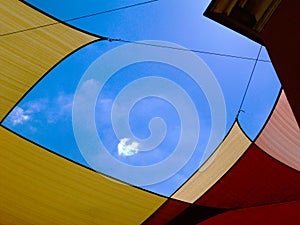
[0,2,167,224]
[195,143,300,208]
[0,126,166,225]
[141,199,191,225]
[256,90,300,171]
[142,142,300,224]
[171,122,251,203]
[0,0,100,121]
[197,200,300,225]
[19,0,105,39]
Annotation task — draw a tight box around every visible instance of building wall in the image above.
[261,0,300,126]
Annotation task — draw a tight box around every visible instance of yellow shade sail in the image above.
[0,126,165,225]
[0,0,98,120]
[0,1,166,224]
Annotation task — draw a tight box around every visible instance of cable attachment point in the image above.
[106,38,121,42]
[236,109,245,120]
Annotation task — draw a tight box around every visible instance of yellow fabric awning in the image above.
[0,126,165,225]
[0,1,100,120]
[0,1,165,224]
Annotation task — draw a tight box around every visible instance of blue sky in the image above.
[2,0,281,196]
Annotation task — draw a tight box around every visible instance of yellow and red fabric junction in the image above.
[0,1,299,224]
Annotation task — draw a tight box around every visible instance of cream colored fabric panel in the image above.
[256,91,300,171]
[0,0,98,120]
[171,122,251,203]
[0,127,166,225]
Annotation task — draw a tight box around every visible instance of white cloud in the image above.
[7,91,75,128]
[57,93,73,113]
[73,79,101,115]
[25,101,44,113]
[47,92,73,124]
[117,138,139,156]
[9,106,30,125]
[81,79,101,96]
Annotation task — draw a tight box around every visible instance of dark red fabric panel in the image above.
[167,205,228,225]
[196,144,300,208]
[197,200,300,225]
[261,0,300,126]
[142,199,189,225]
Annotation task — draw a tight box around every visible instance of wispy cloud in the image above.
[25,100,45,113]
[117,138,139,156]
[8,106,30,125]
[6,92,74,128]
[81,79,101,96]
[47,92,73,124]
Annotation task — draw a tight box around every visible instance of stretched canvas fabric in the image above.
[1,1,299,224]
[0,1,166,224]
